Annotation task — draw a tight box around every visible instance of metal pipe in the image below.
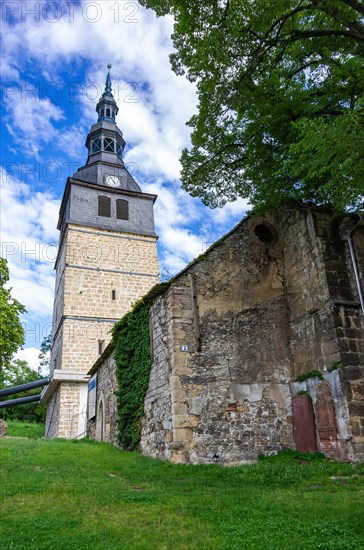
[0,394,41,408]
[345,214,364,316]
[0,378,50,398]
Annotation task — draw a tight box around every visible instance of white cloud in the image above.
[1,1,197,180]
[0,0,249,340]
[0,167,59,317]
[209,197,251,225]
[5,94,65,160]
[14,347,41,372]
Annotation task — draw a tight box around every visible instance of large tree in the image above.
[0,258,26,374]
[140,0,364,212]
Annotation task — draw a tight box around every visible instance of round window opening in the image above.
[254,224,274,244]
[250,220,279,247]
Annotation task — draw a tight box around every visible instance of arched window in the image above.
[98,196,111,218]
[116,199,129,220]
[106,108,111,117]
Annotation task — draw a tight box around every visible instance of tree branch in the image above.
[320,0,364,17]
[289,28,364,42]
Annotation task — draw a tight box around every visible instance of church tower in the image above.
[42,66,160,438]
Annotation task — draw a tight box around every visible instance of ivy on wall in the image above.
[112,302,151,450]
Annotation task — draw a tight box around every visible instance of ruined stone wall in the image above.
[141,214,296,464]
[280,209,340,376]
[141,295,173,460]
[141,208,363,464]
[338,225,364,460]
[281,209,364,460]
[291,370,353,460]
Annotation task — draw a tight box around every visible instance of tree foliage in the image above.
[38,334,52,377]
[0,258,26,373]
[0,359,46,423]
[140,0,364,212]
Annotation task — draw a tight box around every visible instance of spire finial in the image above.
[105,64,112,95]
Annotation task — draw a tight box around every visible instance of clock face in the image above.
[105,175,121,187]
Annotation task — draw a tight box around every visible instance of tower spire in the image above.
[93,63,119,125]
[104,63,112,95]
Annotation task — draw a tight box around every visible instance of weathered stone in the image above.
[88,206,364,464]
[0,419,7,437]
[139,207,364,464]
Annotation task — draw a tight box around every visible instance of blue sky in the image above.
[1,0,248,369]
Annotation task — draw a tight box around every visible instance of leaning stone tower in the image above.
[42,66,160,438]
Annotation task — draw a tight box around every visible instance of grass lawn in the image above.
[0,438,363,550]
[5,421,44,439]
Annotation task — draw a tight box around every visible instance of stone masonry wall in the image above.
[48,220,159,438]
[87,354,118,443]
[140,208,363,464]
[45,383,84,439]
[281,208,364,460]
[141,213,296,464]
[141,295,173,460]
[45,388,60,438]
[51,224,159,376]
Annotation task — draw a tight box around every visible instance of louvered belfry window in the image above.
[104,137,114,152]
[98,196,111,217]
[116,199,129,220]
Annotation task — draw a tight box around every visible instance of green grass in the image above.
[0,439,363,550]
[5,420,44,438]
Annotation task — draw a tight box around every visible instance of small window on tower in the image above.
[112,111,115,119]
[101,109,105,117]
[116,199,129,220]
[104,137,114,152]
[112,290,116,300]
[98,196,111,217]
[106,108,111,117]
[98,340,105,355]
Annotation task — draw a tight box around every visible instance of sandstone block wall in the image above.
[140,208,364,464]
[140,295,173,460]
[141,212,296,464]
[45,383,84,439]
[48,221,159,438]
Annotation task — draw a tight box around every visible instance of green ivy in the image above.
[295,370,323,382]
[296,390,309,397]
[112,302,151,451]
[328,362,343,373]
